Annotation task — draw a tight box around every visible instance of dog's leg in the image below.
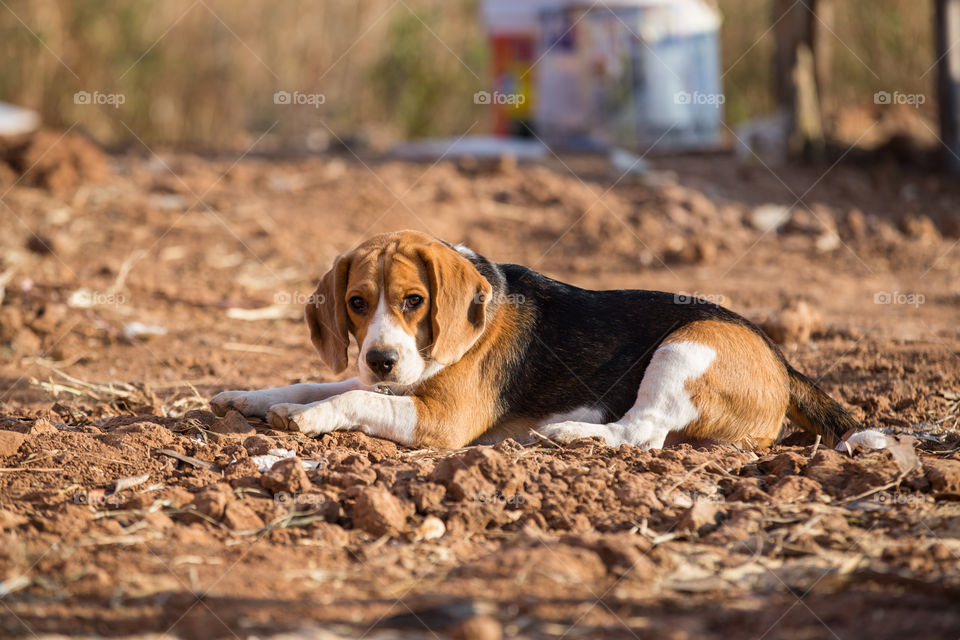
[539,342,716,449]
[210,378,366,419]
[265,390,418,446]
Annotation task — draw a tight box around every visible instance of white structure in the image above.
[481,0,723,152]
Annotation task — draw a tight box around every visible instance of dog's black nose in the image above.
[365,349,398,377]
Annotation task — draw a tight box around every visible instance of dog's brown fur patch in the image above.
[664,320,789,449]
[412,296,531,448]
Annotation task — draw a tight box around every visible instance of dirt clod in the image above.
[677,499,722,535]
[243,434,274,455]
[223,500,265,531]
[212,410,255,435]
[0,431,27,457]
[260,457,312,494]
[924,458,960,495]
[189,485,232,521]
[0,508,27,530]
[352,485,411,537]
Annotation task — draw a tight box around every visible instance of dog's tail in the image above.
[785,367,859,446]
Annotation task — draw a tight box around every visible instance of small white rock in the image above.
[750,204,791,232]
[415,515,446,541]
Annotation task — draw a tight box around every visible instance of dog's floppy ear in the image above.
[304,253,352,373]
[418,245,492,365]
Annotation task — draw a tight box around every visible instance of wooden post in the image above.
[813,0,834,112]
[935,0,960,173]
[773,0,825,161]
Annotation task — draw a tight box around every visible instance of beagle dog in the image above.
[211,230,864,450]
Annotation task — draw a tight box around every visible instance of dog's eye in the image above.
[403,294,423,311]
[348,297,368,313]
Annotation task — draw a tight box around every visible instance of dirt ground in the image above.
[1,130,960,639]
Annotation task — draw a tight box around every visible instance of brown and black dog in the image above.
[212,230,870,450]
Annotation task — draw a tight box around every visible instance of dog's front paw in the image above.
[267,399,341,435]
[266,403,336,435]
[210,390,272,418]
[266,403,304,432]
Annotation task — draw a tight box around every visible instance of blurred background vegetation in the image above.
[0,0,937,150]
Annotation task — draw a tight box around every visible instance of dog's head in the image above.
[304,231,492,389]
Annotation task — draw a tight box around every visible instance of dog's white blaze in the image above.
[538,341,716,449]
[359,293,424,386]
[270,391,418,446]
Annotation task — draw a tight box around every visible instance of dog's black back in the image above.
[478,261,779,423]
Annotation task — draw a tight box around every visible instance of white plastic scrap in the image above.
[114,473,150,494]
[123,322,168,340]
[837,432,922,474]
[836,429,891,453]
[250,448,322,473]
